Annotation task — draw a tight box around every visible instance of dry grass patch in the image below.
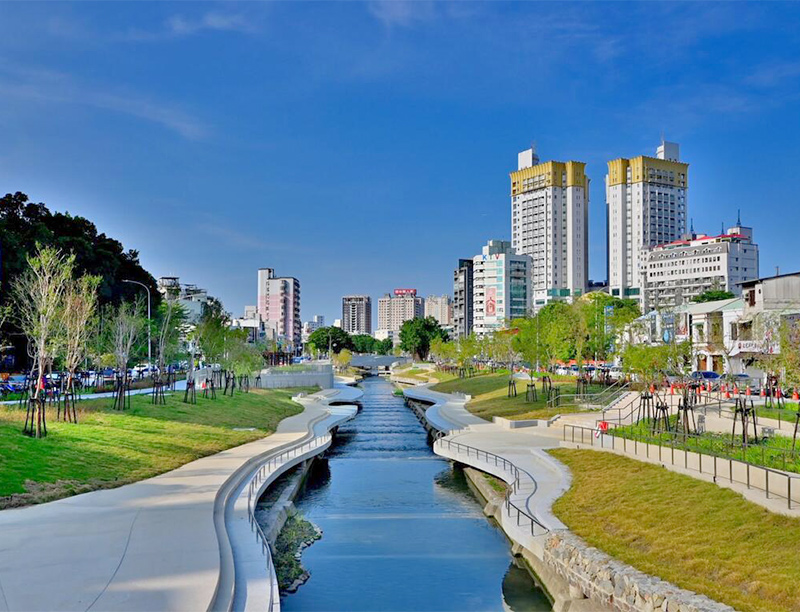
[550,448,800,612]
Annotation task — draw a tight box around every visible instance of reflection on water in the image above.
[276,377,552,611]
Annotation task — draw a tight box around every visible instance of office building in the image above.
[341,295,372,335]
[377,289,424,333]
[453,258,474,338]
[510,148,588,309]
[607,140,689,303]
[642,217,759,310]
[257,267,301,350]
[472,240,532,335]
[424,294,452,326]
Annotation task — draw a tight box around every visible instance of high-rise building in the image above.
[257,268,301,350]
[342,295,372,335]
[641,217,759,311]
[424,294,452,326]
[377,289,423,333]
[510,148,588,310]
[453,258,474,338]
[472,240,532,335]
[606,140,689,303]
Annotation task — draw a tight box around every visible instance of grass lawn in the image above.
[754,403,799,423]
[0,387,311,507]
[550,449,800,612]
[430,371,597,420]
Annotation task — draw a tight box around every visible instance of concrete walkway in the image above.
[0,385,361,612]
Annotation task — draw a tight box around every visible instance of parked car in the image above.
[690,371,722,387]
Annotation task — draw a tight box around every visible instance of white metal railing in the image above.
[434,437,549,537]
[244,433,332,610]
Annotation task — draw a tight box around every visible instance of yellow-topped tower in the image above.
[511,148,589,310]
[606,140,689,304]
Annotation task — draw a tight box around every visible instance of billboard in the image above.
[486,287,496,317]
[393,288,417,296]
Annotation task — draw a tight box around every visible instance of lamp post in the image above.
[122,279,152,367]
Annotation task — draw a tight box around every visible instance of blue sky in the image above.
[1,1,799,324]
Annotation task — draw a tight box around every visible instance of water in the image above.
[276,377,552,612]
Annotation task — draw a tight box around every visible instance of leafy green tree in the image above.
[399,316,448,361]
[154,297,189,372]
[307,326,352,355]
[351,334,377,354]
[578,292,640,362]
[333,348,353,372]
[691,290,736,303]
[375,337,394,355]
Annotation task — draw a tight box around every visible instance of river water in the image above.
[278,377,552,612]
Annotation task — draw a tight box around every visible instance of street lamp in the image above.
[122,279,152,367]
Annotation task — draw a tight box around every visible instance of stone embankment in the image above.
[543,532,735,612]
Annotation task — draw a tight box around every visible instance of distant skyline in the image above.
[2,1,799,324]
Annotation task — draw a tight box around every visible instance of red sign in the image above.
[393,288,417,296]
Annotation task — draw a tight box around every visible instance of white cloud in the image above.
[165,12,256,37]
[367,1,437,28]
[745,61,800,88]
[0,63,208,140]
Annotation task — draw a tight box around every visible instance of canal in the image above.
[277,376,552,611]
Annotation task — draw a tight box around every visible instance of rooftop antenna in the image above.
[721,221,725,235]
[737,208,741,226]
[690,218,694,233]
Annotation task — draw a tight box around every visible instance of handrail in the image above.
[244,433,333,610]
[562,423,800,510]
[548,381,631,409]
[434,437,549,537]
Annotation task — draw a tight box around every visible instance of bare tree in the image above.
[12,246,75,438]
[61,274,101,422]
[109,299,146,409]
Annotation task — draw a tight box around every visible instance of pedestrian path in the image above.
[0,385,361,612]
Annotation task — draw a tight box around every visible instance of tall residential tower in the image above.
[341,295,372,335]
[452,259,474,338]
[606,140,689,303]
[257,268,301,350]
[511,148,588,310]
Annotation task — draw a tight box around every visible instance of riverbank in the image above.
[551,448,800,612]
[0,387,312,507]
[430,371,599,420]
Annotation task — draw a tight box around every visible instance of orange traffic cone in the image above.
[746,386,751,396]
[761,387,766,397]
[793,389,799,401]
[670,383,675,395]
[734,385,739,395]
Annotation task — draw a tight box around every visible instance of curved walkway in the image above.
[0,385,361,612]
[402,385,570,538]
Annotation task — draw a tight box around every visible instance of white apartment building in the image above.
[341,296,372,335]
[607,141,688,303]
[642,219,759,311]
[511,148,588,310]
[424,294,452,326]
[376,289,424,333]
[257,267,301,350]
[156,276,218,324]
[472,240,532,335]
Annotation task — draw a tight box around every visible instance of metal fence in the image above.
[434,437,549,536]
[245,434,332,610]
[547,381,631,410]
[562,423,800,510]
